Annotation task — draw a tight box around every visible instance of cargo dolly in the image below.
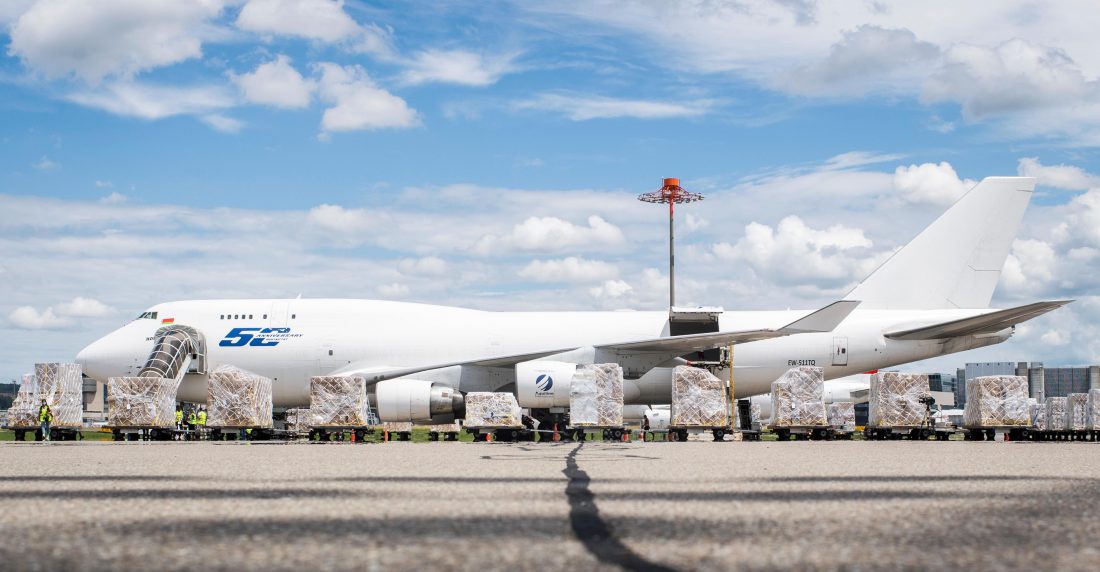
[768,424,833,441]
[107,426,177,441]
[568,425,627,442]
[208,427,281,441]
[863,425,953,440]
[4,424,82,441]
[308,426,376,443]
[465,425,536,442]
[961,426,1030,441]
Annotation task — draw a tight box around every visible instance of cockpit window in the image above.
[136,311,159,319]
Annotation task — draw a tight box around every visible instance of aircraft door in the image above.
[832,337,848,366]
[269,301,289,327]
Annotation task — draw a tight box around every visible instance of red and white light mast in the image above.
[638,177,704,310]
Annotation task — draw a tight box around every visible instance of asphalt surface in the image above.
[1,440,1099,571]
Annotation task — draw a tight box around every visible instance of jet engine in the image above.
[376,379,463,423]
[515,360,577,408]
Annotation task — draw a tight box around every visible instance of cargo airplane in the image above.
[76,177,1069,424]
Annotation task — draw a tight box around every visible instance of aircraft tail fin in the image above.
[845,176,1035,309]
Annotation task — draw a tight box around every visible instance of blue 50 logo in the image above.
[219,327,298,347]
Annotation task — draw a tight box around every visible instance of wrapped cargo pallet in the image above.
[1031,401,1047,431]
[34,363,84,427]
[671,366,728,428]
[284,408,309,432]
[962,376,1030,427]
[428,422,461,433]
[107,376,181,427]
[309,376,371,427]
[750,402,762,430]
[1089,389,1100,430]
[827,402,856,432]
[769,367,827,427]
[569,363,624,427]
[383,422,413,432]
[206,365,273,428]
[464,392,522,428]
[1045,397,1067,432]
[1065,393,1088,431]
[5,374,40,428]
[868,372,929,427]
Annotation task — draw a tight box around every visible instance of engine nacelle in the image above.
[376,379,461,422]
[515,360,577,408]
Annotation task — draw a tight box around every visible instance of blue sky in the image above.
[3,0,1100,380]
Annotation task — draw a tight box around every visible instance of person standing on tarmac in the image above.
[175,405,183,440]
[38,402,53,442]
[186,409,197,441]
[196,407,207,440]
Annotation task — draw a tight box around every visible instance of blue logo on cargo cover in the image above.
[535,374,553,392]
[219,327,301,347]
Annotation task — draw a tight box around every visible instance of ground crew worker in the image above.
[186,409,197,440]
[196,408,207,440]
[175,405,183,440]
[642,415,651,442]
[38,402,53,442]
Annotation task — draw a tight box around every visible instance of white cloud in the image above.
[376,282,409,297]
[314,63,419,135]
[514,93,713,120]
[236,0,360,43]
[893,162,976,205]
[99,192,127,204]
[233,55,313,108]
[306,203,374,236]
[200,114,243,133]
[94,180,113,188]
[778,25,939,96]
[8,306,70,330]
[32,156,58,170]
[589,279,633,299]
[922,39,1093,120]
[712,215,884,287]
[475,215,626,255]
[55,297,113,317]
[8,0,225,83]
[398,256,448,276]
[1001,239,1058,294]
[519,257,619,283]
[1017,157,1100,191]
[401,49,517,86]
[1040,329,1070,346]
[68,81,234,120]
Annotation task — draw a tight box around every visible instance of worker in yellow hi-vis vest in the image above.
[39,403,53,442]
[196,408,207,440]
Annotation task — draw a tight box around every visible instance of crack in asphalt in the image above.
[563,443,677,572]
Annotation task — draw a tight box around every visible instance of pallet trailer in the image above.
[308,426,376,442]
[961,426,1031,441]
[768,424,834,441]
[4,425,82,441]
[864,425,954,440]
[667,425,732,442]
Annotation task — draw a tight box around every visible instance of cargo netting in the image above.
[827,402,856,432]
[309,376,371,427]
[670,366,728,428]
[5,373,40,428]
[206,365,273,428]
[1031,400,1047,431]
[1089,389,1100,430]
[383,422,413,432]
[1044,397,1067,431]
[569,363,624,427]
[464,392,522,428]
[107,376,181,428]
[1065,393,1088,431]
[284,408,309,432]
[962,375,1030,428]
[769,366,827,427]
[750,403,762,430]
[428,422,461,433]
[868,372,929,427]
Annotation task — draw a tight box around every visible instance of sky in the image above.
[3,0,1100,382]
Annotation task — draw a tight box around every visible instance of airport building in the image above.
[954,362,1100,407]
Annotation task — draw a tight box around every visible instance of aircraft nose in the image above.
[76,329,139,382]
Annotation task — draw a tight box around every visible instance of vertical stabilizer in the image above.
[845,176,1035,309]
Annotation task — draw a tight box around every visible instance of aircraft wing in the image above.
[333,301,859,383]
[599,300,860,353]
[884,300,1072,340]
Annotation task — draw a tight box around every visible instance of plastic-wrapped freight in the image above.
[206,365,273,428]
[1089,389,1100,430]
[962,376,1031,427]
[107,376,181,427]
[309,376,371,427]
[284,408,309,432]
[383,422,413,432]
[569,363,624,427]
[750,403,762,430]
[464,392,522,428]
[1065,393,1088,431]
[827,402,856,432]
[1045,397,1067,432]
[428,422,461,433]
[5,374,40,428]
[769,367,827,427]
[1031,401,1047,431]
[868,372,928,427]
[671,366,728,428]
[37,363,84,427]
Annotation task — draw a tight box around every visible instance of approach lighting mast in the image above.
[638,177,704,310]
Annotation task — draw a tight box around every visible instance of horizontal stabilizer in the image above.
[601,300,859,353]
[885,300,1072,340]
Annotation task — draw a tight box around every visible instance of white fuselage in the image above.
[76,298,1006,407]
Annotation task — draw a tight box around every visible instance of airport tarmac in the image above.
[1,441,1098,571]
